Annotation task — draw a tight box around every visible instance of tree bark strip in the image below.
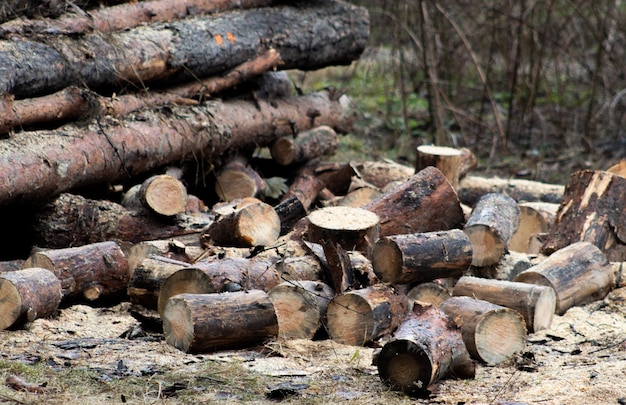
[0,0,126,24]
[0,1,368,98]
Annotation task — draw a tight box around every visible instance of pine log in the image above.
[22,241,129,302]
[509,202,559,254]
[203,198,280,247]
[439,296,527,365]
[464,193,520,267]
[415,145,463,189]
[122,174,188,217]
[352,160,414,189]
[514,242,614,315]
[372,230,473,284]
[452,276,556,333]
[33,193,212,249]
[271,126,339,166]
[274,195,308,236]
[0,259,24,273]
[127,256,189,309]
[406,281,451,308]
[0,91,352,207]
[307,206,380,254]
[162,290,278,353]
[280,173,326,211]
[0,268,62,330]
[0,1,368,99]
[377,303,475,396]
[335,185,382,208]
[467,250,543,281]
[270,255,324,284]
[364,166,465,237]
[326,284,409,346]
[458,175,564,206]
[541,170,626,261]
[268,280,334,340]
[125,233,205,274]
[214,158,267,202]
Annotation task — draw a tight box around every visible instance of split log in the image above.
[364,166,466,237]
[541,170,626,261]
[22,241,129,302]
[162,290,278,353]
[271,126,339,166]
[203,198,281,247]
[464,193,520,267]
[458,175,564,206]
[509,202,559,254]
[377,303,475,396]
[452,276,556,333]
[514,241,614,315]
[33,193,211,249]
[127,256,189,309]
[415,145,464,189]
[0,1,368,99]
[268,280,334,339]
[326,284,409,346]
[0,268,62,330]
[214,158,267,202]
[122,174,188,217]
[352,160,414,189]
[371,229,473,284]
[0,91,353,207]
[406,281,451,308]
[439,296,527,365]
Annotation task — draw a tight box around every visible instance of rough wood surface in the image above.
[0,267,62,330]
[271,126,338,166]
[458,175,564,206]
[125,233,205,274]
[162,290,278,353]
[352,160,414,189]
[307,206,380,254]
[514,241,614,315]
[406,281,451,307]
[439,296,527,365]
[415,145,463,189]
[453,276,556,333]
[372,229,473,284]
[127,256,189,310]
[214,158,267,202]
[509,202,559,254]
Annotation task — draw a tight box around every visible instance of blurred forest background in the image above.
[296,0,626,184]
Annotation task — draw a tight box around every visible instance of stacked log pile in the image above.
[0,0,625,399]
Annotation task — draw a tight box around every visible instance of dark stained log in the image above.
[274,195,308,236]
[268,280,334,340]
[371,229,473,284]
[541,170,626,261]
[509,202,558,254]
[0,1,368,98]
[0,267,62,330]
[127,256,189,309]
[464,193,520,267]
[377,303,475,396]
[214,158,267,202]
[326,284,409,346]
[280,173,326,211]
[514,242,614,315]
[467,250,543,281]
[0,91,353,207]
[163,290,278,353]
[364,166,466,237]
[271,126,339,166]
[452,276,556,333]
[307,206,380,254]
[33,193,212,249]
[22,241,129,302]
[415,145,464,190]
[458,175,564,206]
[439,296,527,365]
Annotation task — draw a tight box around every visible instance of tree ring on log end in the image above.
[474,308,527,365]
[143,175,188,216]
[533,286,557,332]
[377,339,432,394]
[162,295,195,353]
[0,279,22,330]
[326,293,375,346]
[371,237,403,283]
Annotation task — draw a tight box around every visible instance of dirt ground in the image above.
[1,284,625,404]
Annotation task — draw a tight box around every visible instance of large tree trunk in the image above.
[0,1,368,98]
[0,91,353,207]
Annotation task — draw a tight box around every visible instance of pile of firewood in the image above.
[1,0,625,398]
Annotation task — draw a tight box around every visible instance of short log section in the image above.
[127,256,189,309]
[214,158,267,202]
[271,126,338,166]
[415,145,463,189]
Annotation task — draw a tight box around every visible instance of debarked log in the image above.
[162,290,278,353]
[0,1,369,98]
[377,303,475,396]
[0,268,62,330]
[0,90,354,207]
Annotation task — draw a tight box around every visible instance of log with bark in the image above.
[509,202,559,254]
[405,281,451,308]
[376,303,475,396]
[127,256,190,309]
[352,160,414,189]
[458,175,564,206]
[0,1,368,98]
[514,241,614,315]
[125,233,205,274]
[162,290,278,353]
[0,91,354,207]
[213,158,267,202]
[415,145,465,190]
[0,267,62,330]
[271,126,339,166]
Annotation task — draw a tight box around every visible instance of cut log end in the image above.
[162,295,195,353]
[236,202,281,246]
[474,308,527,365]
[464,225,504,267]
[371,238,403,283]
[143,175,188,216]
[271,137,296,166]
[0,279,22,330]
[326,294,375,346]
[533,287,557,332]
[378,339,432,393]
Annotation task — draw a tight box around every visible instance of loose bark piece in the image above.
[439,296,527,365]
[214,158,267,202]
[364,166,465,237]
[0,91,353,207]
[514,241,614,315]
[22,241,129,302]
[326,285,409,346]
[271,126,339,166]
[406,281,451,308]
[377,303,475,396]
[458,176,564,206]
[127,256,189,309]
[372,230,472,284]
[5,374,50,394]
[0,1,368,98]
[268,280,334,339]
[0,268,62,330]
[453,276,556,333]
[33,193,211,248]
[509,202,559,254]
[204,198,280,247]
[542,170,626,261]
[415,145,463,189]
[464,193,520,267]
[163,290,278,353]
